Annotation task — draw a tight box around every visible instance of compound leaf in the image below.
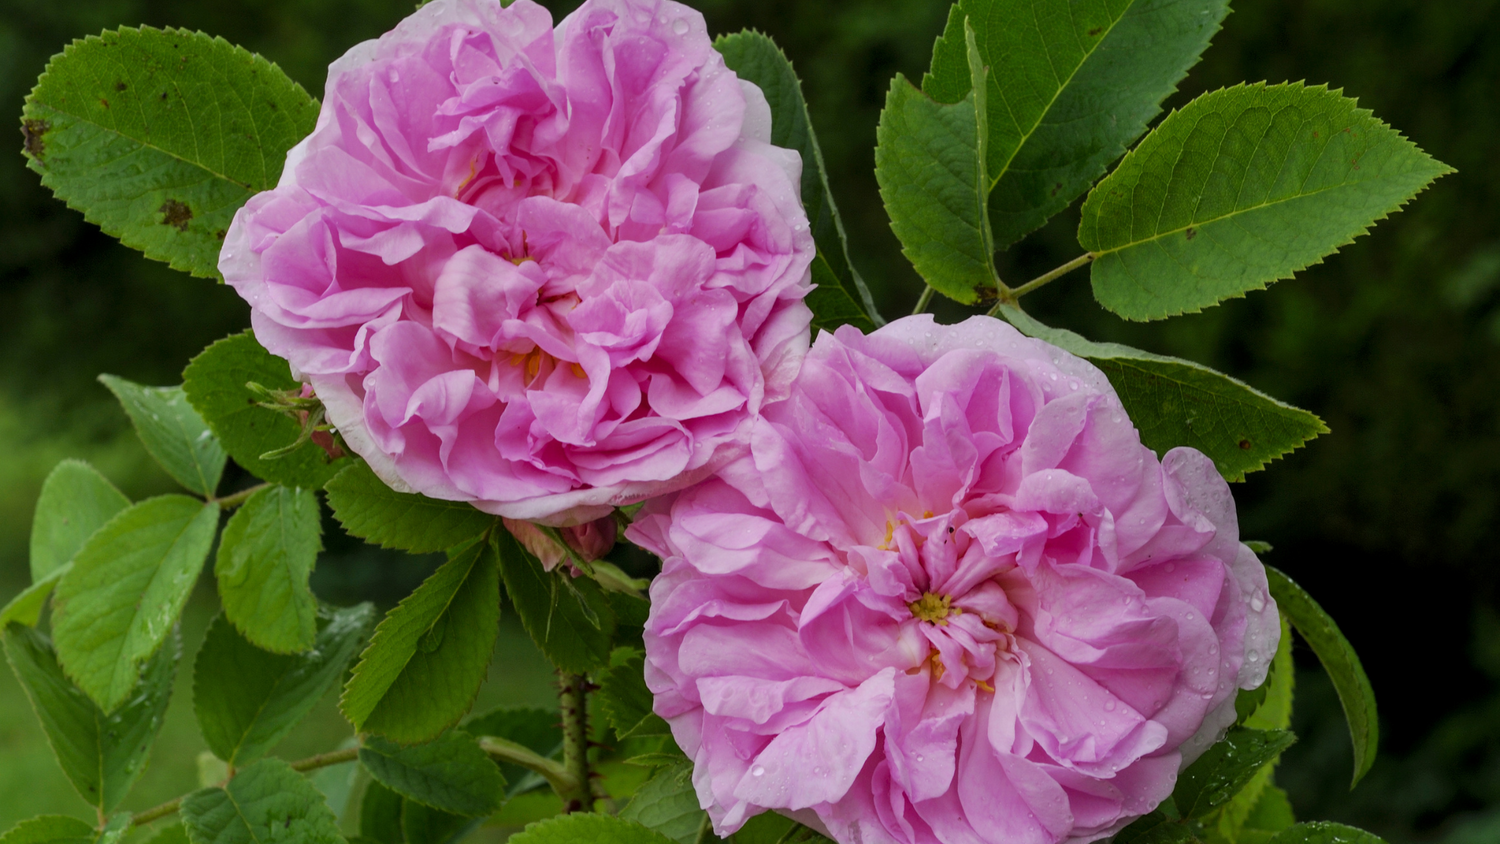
[1175,727,1297,820]
[194,605,373,766]
[3,624,177,814]
[359,731,505,817]
[52,495,218,711]
[30,460,130,582]
[1267,823,1387,844]
[508,814,674,844]
[716,29,878,328]
[182,331,349,488]
[876,23,997,305]
[0,816,97,844]
[342,540,500,743]
[494,530,614,675]
[600,649,669,740]
[0,567,69,629]
[1266,566,1379,788]
[998,305,1326,480]
[214,484,321,653]
[1080,83,1452,321]
[325,462,496,555]
[99,377,225,497]
[620,762,705,844]
[180,758,342,844]
[20,27,318,279]
[926,0,1230,248]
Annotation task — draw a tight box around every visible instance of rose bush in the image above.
[631,316,1281,844]
[222,0,815,525]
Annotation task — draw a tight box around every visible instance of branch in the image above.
[211,482,271,510]
[479,736,579,799]
[131,747,360,827]
[559,672,594,812]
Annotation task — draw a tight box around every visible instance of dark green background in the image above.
[1,0,1497,841]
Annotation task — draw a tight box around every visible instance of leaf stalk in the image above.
[988,253,1095,315]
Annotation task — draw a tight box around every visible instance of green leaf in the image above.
[194,605,374,766]
[875,22,997,305]
[714,30,879,328]
[180,758,343,844]
[1244,612,1295,731]
[2,624,177,813]
[0,566,68,628]
[182,332,349,488]
[1236,785,1296,844]
[360,731,503,818]
[20,26,318,279]
[1175,727,1297,820]
[1080,83,1453,321]
[30,460,130,581]
[728,814,799,844]
[93,815,130,844]
[997,304,1327,480]
[926,0,1230,248]
[462,706,561,797]
[1107,813,1199,844]
[99,377,225,497]
[806,257,876,334]
[508,814,675,844]
[52,495,218,711]
[1266,566,1379,787]
[359,781,405,844]
[140,825,190,844]
[214,484,321,653]
[342,540,500,743]
[600,649,669,740]
[619,762,706,844]
[400,801,483,844]
[494,530,614,675]
[1267,823,1387,844]
[0,816,96,844]
[325,463,497,555]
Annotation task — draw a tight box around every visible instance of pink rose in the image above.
[222,0,814,525]
[630,316,1280,844]
[502,515,617,573]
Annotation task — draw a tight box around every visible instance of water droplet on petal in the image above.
[751,765,765,777]
[1249,593,1267,613]
[1104,700,1116,711]
[1247,650,1260,663]
[672,17,690,35]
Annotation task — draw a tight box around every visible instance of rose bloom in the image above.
[222,0,814,524]
[630,316,1281,844]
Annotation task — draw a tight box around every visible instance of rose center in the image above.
[908,592,953,624]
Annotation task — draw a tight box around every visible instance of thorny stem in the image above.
[559,672,594,812]
[911,285,935,316]
[987,253,1095,315]
[211,482,271,510]
[131,746,361,827]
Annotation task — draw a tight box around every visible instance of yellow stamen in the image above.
[570,363,587,379]
[878,520,895,551]
[909,592,952,625]
[975,679,995,693]
[928,651,945,682]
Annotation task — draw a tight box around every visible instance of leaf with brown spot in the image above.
[19,26,318,279]
[160,200,192,232]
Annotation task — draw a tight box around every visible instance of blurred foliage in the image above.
[1,0,1498,841]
